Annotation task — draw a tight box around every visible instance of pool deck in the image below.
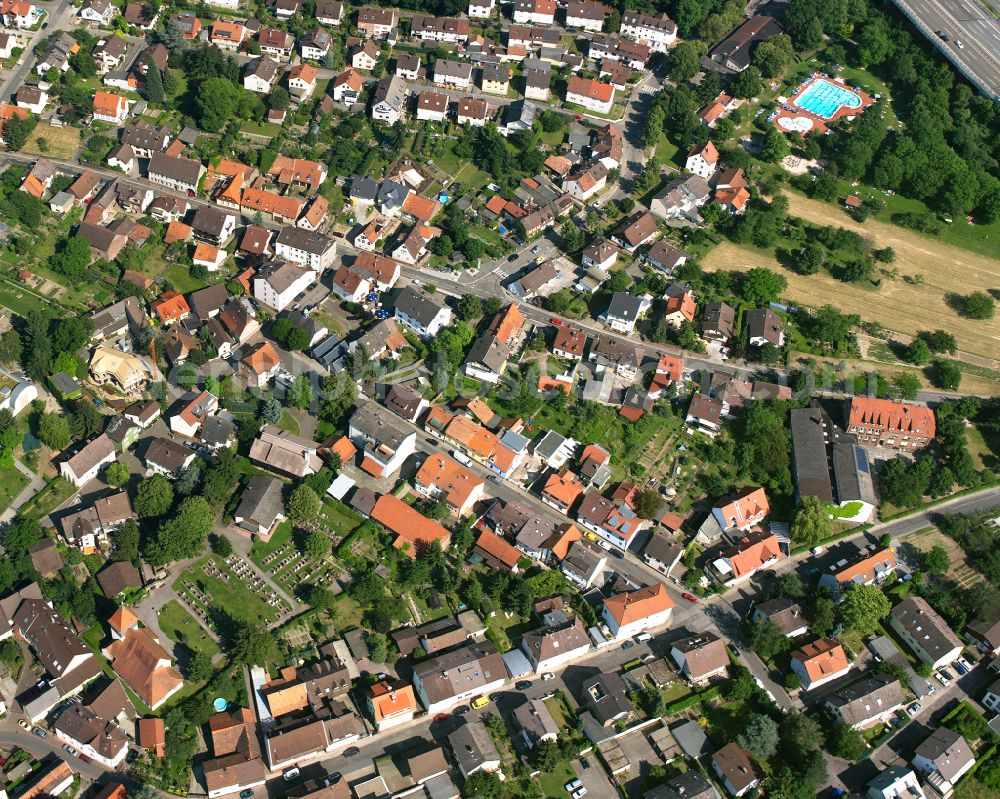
[771,74,876,136]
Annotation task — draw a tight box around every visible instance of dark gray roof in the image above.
[649,773,718,799]
[201,414,236,448]
[385,383,424,420]
[581,672,631,725]
[700,301,736,337]
[744,308,783,345]
[825,673,905,727]
[188,284,230,319]
[448,721,500,775]
[394,286,447,327]
[668,720,712,760]
[148,152,203,186]
[350,176,379,201]
[789,405,836,503]
[236,475,285,528]
[275,226,334,256]
[606,292,644,322]
[465,333,508,374]
[914,727,974,782]
[192,206,231,238]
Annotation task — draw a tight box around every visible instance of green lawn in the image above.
[330,595,363,633]
[0,282,50,316]
[537,762,577,798]
[277,411,300,436]
[250,520,293,566]
[240,121,283,138]
[158,599,220,661]
[0,466,28,510]
[162,260,208,294]
[318,498,362,537]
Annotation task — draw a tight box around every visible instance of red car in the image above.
[681,592,699,603]
[550,317,563,326]
[433,714,448,722]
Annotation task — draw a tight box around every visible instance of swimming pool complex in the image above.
[793,79,863,119]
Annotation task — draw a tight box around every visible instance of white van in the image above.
[635,633,653,643]
[452,450,472,466]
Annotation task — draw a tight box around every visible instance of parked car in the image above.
[283,768,300,781]
[454,705,472,715]
[489,693,502,702]
[532,245,540,254]
[343,747,361,758]
[907,702,922,715]
[952,660,968,676]
[433,713,448,722]
[508,254,519,262]
[565,779,583,792]
[681,592,699,603]
[621,641,634,650]
[581,757,591,770]
[471,695,490,710]
[550,317,563,326]
[957,657,973,671]
[935,671,951,687]
[239,791,254,799]
[542,672,556,681]
[572,789,588,799]
[31,727,47,738]
[62,745,78,756]
[17,719,29,730]
[516,680,533,690]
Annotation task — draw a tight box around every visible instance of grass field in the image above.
[703,204,1000,360]
[0,282,51,316]
[22,125,81,159]
[175,555,283,626]
[0,467,28,510]
[158,599,220,661]
[277,411,300,435]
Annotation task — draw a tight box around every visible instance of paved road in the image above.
[0,730,106,782]
[0,0,79,100]
[889,0,1000,98]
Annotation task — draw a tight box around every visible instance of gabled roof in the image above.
[790,638,849,683]
[604,583,673,626]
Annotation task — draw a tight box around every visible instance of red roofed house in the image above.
[685,140,718,179]
[367,681,418,731]
[474,529,523,572]
[414,453,485,516]
[370,494,451,557]
[711,530,783,586]
[790,638,851,690]
[847,397,936,451]
[818,547,896,599]
[93,91,130,124]
[602,582,673,640]
[151,290,191,324]
[649,354,683,398]
[699,93,734,127]
[566,75,614,115]
[712,487,769,532]
[239,341,282,389]
[541,468,584,514]
[664,289,696,328]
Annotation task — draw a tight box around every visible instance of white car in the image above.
[542,672,556,681]
[572,789,588,799]
[565,779,583,792]
[935,671,951,688]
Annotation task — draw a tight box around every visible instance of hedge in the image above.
[665,685,721,714]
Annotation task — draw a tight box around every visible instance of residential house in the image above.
[210,20,246,51]
[356,5,397,38]
[473,529,523,572]
[79,0,116,24]
[234,476,286,539]
[244,56,280,93]
[745,308,784,347]
[253,260,317,312]
[602,583,673,640]
[331,67,363,104]
[89,347,150,394]
[448,721,502,779]
[912,728,975,792]
[351,39,379,71]
[521,618,590,673]
[395,53,421,79]
[169,391,217,438]
[866,767,926,799]
[274,227,336,270]
[480,63,511,95]
[468,0,493,17]
[249,425,322,478]
[144,437,196,478]
[700,300,736,341]
[514,699,558,749]
[818,547,896,600]
[650,174,711,224]
[415,453,485,516]
[565,0,609,31]
[752,597,809,638]
[416,91,449,122]
[711,487,769,533]
[825,674,906,729]
[287,63,317,102]
[581,672,632,727]
[581,240,618,271]
[613,211,659,252]
[576,491,644,551]
[316,0,343,24]
[671,632,729,683]
[104,628,183,710]
[565,75,614,114]
[367,681,418,731]
[300,29,332,60]
[434,60,473,89]
[620,10,677,51]
[147,152,204,194]
[712,743,760,797]
[604,291,646,334]
[561,539,607,589]
[371,75,407,125]
[58,490,134,551]
[644,241,689,274]
[564,162,608,201]
[509,259,559,299]
[790,638,851,691]
[413,643,505,713]
[685,393,724,438]
[16,85,47,114]
[348,403,417,480]
[711,531,783,586]
[258,28,293,61]
[513,0,556,25]
[239,341,282,389]
[650,774,720,799]
[889,596,963,669]
[412,15,469,42]
[456,96,492,126]
[394,286,452,337]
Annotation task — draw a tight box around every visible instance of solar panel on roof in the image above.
[855,447,870,474]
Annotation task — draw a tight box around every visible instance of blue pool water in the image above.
[794,79,862,119]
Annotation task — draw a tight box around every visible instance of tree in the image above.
[959,291,995,319]
[194,77,240,132]
[726,667,757,701]
[827,722,867,760]
[872,246,895,263]
[38,413,71,450]
[780,712,824,759]
[463,771,502,799]
[110,519,140,562]
[732,66,763,99]
[741,267,787,307]
[737,713,780,760]
[49,236,92,280]
[269,85,290,111]
[761,127,791,163]
[798,241,827,275]
[776,571,804,599]
[3,115,31,151]
[211,534,233,557]
[70,400,103,440]
[0,328,22,365]
[747,618,791,660]
[303,530,329,560]
[891,372,921,400]
[288,485,322,524]
[634,489,662,520]
[229,619,277,665]
[922,545,950,575]
[104,461,130,487]
[606,269,631,294]
[919,329,957,354]
[791,496,831,547]
[838,583,891,636]
[365,631,388,662]
[147,496,214,564]
[185,650,212,681]
[753,34,794,78]
[456,294,483,321]
[260,397,283,425]
[285,375,312,409]
[666,41,701,82]
[285,327,311,352]
[539,109,565,133]
[145,64,165,104]
[306,583,336,610]
[903,337,931,365]
[809,591,836,637]
[931,359,962,390]
[135,474,174,517]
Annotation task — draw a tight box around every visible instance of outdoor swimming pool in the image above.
[794,79,862,119]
